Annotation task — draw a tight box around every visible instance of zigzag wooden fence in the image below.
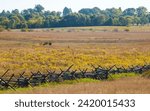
[0,64,150,90]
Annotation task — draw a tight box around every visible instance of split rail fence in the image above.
[0,64,150,90]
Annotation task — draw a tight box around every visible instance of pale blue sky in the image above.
[0,0,150,12]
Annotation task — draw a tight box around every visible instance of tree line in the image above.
[0,5,150,29]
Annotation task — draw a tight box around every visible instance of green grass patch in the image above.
[109,73,138,80]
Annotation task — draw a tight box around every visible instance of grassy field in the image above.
[0,26,150,93]
[0,26,150,74]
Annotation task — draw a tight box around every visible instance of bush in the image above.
[28,29,34,32]
[101,29,108,32]
[67,29,73,32]
[89,28,93,31]
[21,28,28,32]
[124,28,130,32]
[50,28,54,31]
[7,28,11,32]
[0,26,4,32]
[113,28,119,32]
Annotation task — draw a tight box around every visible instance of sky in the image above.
[0,0,150,12]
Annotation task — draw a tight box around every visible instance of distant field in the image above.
[0,26,150,75]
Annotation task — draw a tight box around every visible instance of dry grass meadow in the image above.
[0,26,150,93]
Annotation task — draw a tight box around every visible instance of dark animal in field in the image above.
[41,41,52,46]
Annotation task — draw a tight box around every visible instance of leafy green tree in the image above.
[140,16,149,25]
[9,16,21,28]
[105,8,122,17]
[12,9,19,15]
[112,17,120,26]
[90,15,107,26]
[79,8,93,15]
[105,18,113,25]
[133,16,140,25]
[28,16,43,28]
[21,9,32,20]
[79,7,102,15]
[63,7,72,16]
[0,17,10,28]
[136,6,148,17]
[119,16,133,26]
[34,4,44,12]
[92,7,101,14]
[123,8,136,16]
[147,14,150,23]
[119,17,128,26]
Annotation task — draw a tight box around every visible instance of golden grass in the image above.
[0,45,150,74]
